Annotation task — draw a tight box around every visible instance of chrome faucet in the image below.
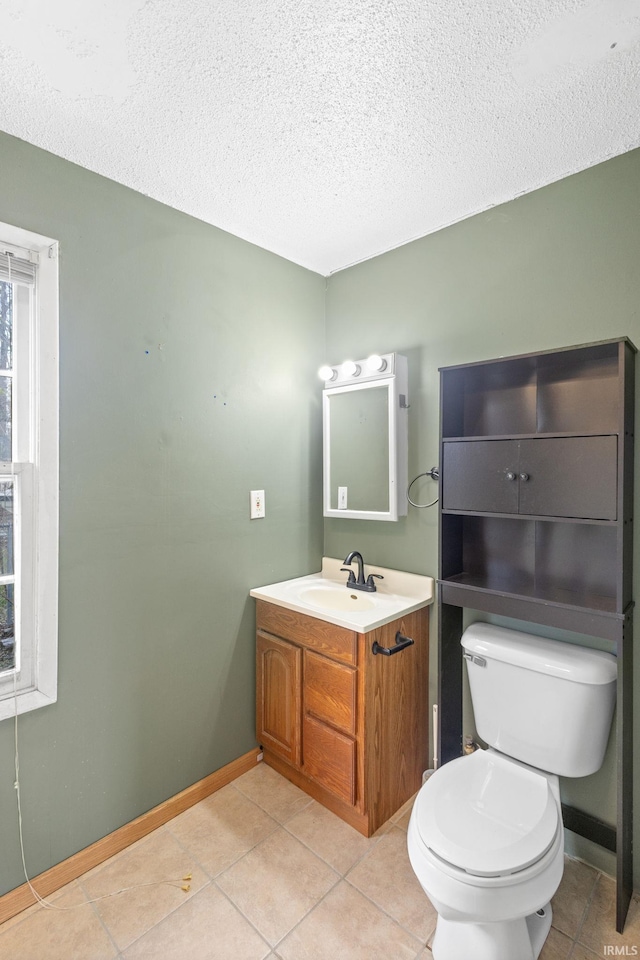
[341,551,384,593]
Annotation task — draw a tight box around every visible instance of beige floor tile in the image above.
[2,764,618,960]
[551,857,598,939]
[285,799,382,875]
[538,925,573,959]
[276,880,423,960]
[233,762,313,823]
[390,793,418,831]
[80,828,172,885]
[578,875,640,955]
[346,825,437,942]
[216,827,339,946]
[393,808,413,831]
[81,827,208,951]
[122,883,270,960]
[569,944,601,959]
[0,882,117,960]
[168,783,278,876]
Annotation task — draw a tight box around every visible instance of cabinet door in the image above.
[256,631,301,766]
[444,436,618,520]
[442,440,519,513]
[518,436,617,520]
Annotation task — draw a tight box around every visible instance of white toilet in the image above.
[407,622,617,960]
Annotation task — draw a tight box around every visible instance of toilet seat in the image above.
[414,749,559,879]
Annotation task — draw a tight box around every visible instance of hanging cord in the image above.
[407,467,439,508]
[12,657,192,912]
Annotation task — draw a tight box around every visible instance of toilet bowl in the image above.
[407,749,564,960]
[406,622,617,960]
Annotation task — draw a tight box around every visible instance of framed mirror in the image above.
[322,354,408,521]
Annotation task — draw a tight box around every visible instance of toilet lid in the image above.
[414,749,559,878]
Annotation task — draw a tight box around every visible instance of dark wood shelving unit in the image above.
[437,337,635,932]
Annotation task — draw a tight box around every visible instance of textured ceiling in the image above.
[0,0,639,275]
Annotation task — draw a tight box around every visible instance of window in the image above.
[0,221,58,721]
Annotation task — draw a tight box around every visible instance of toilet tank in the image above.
[461,623,616,777]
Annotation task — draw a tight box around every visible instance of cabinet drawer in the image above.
[303,714,356,805]
[257,600,357,665]
[304,650,356,736]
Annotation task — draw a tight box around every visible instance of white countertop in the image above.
[250,557,435,633]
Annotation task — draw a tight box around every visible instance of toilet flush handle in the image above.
[463,652,487,667]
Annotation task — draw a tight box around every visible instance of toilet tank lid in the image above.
[461,623,616,685]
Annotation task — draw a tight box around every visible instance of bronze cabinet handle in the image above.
[371,632,415,656]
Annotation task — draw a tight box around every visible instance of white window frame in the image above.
[0,220,59,721]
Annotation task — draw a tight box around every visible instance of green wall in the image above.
[0,132,326,897]
[1,129,639,899]
[324,147,640,882]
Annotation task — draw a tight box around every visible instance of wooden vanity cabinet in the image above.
[256,599,429,837]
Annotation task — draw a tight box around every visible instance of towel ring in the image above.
[407,467,439,509]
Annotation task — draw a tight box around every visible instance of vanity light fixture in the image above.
[319,353,396,388]
[366,354,387,373]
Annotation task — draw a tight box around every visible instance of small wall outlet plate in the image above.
[250,489,265,519]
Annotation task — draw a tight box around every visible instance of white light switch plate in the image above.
[250,489,265,519]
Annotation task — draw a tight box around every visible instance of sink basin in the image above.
[298,585,376,611]
[250,558,434,633]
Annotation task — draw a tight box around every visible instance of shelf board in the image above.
[438,574,623,641]
[438,337,634,373]
[442,431,618,443]
[441,572,618,613]
[441,509,616,526]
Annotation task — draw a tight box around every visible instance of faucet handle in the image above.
[365,573,383,590]
[340,567,357,585]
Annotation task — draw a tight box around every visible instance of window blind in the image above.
[0,251,37,286]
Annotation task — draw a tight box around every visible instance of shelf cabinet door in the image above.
[442,440,520,513]
[518,436,617,520]
[443,435,617,520]
[256,631,302,766]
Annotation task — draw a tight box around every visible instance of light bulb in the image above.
[367,354,387,372]
[318,365,337,382]
[342,360,361,377]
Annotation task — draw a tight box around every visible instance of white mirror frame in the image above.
[322,353,408,521]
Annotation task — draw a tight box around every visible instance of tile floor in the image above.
[1,762,639,959]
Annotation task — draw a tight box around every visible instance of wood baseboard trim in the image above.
[0,747,261,926]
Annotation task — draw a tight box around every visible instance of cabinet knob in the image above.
[506,471,517,481]
[519,473,530,482]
